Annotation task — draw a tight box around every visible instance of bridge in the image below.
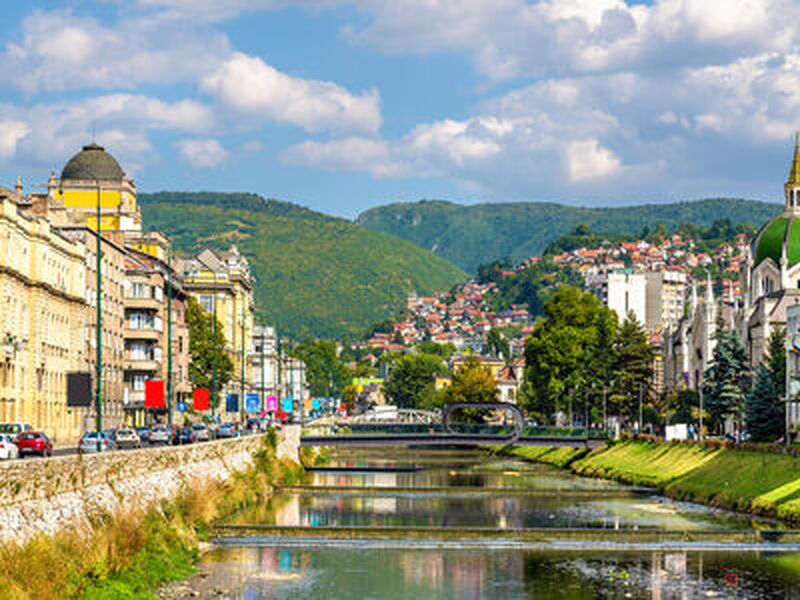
[300,402,608,449]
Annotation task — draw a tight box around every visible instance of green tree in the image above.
[523,286,616,423]
[768,325,787,399]
[415,341,457,358]
[383,353,445,409]
[292,339,349,397]
[186,296,233,411]
[442,356,499,422]
[702,328,750,433]
[611,312,655,422]
[669,389,699,424]
[484,328,510,362]
[746,364,783,442]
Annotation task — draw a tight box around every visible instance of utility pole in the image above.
[260,328,265,414]
[699,387,704,442]
[638,382,643,435]
[95,180,103,452]
[240,299,245,425]
[167,250,173,427]
[212,273,217,422]
[603,386,608,432]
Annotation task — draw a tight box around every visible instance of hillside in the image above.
[356,198,782,273]
[138,192,466,340]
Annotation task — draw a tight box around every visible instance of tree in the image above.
[416,341,457,358]
[484,328,510,362]
[702,328,750,433]
[768,325,787,399]
[186,296,233,411]
[383,353,445,409]
[442,356,499,422]
[746,364,783,442]
[669,389,699,424]
[292,339,349,397]
[611,312,655,422]
[523,286,616,423]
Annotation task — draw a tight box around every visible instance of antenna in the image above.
[90,122,96,143]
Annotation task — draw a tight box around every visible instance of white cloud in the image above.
[0,121,30,160]
[565,139,622,182]
[176,138,229,167]
[201,52,381,134]
[0,10,232,93]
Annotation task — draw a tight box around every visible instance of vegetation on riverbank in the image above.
[0,433,304,599]
[507,439,800,523]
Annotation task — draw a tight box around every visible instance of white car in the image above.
[0,422,33,441]
[0,434,19,460]
[191,422,211,442]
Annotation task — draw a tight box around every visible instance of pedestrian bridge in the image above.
[300,402,607,449]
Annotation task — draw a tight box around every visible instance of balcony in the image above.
[124,358,161,373]
[124,326,161,341]
[125,297,161,311]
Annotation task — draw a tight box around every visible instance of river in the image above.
[172,448,800,598]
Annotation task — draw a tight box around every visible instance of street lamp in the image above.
[211,271,218,421]
[166,249,173,427]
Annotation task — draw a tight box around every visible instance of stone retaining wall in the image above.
[0,426,300,543]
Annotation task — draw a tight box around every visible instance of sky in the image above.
[1,1,799,218]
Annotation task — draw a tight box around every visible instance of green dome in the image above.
[753,216,800,267]
[60,143,125,181]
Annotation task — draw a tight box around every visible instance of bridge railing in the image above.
[309,423,609,440]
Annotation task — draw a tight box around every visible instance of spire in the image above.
[705,272,714,303]
[788,132,800,186]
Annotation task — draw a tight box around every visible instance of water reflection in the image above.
[193,546,800,599]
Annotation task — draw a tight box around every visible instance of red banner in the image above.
[193,388,210,411]
[144,379,165,408]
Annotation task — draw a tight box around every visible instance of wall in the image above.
[0,426,300,543]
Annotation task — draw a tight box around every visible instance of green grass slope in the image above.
[139,192,466,340]
[357,198,782,273]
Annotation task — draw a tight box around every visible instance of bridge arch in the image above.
[441,402,524,443]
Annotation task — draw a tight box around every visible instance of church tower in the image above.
[786,133,800,215]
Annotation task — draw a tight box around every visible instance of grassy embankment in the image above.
[0,432,313,599]
[503,440,800,523]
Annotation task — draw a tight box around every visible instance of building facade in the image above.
[587,271,647,325]
[0,186,86,441]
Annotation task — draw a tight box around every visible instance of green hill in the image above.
[356,198,782,273]
[138,192,466,340]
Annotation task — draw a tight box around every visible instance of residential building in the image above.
[587,271,647,324]
[645,270,687,332]
[181,247,255,413]
[0,185,86,441]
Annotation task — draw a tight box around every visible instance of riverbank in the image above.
[0,431,308,599]
[501,440,800,523]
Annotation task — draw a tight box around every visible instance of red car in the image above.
[15,432,53,457]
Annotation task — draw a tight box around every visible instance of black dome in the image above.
[60,143,125,181]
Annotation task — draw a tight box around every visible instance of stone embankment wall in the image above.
[0,426,300,543]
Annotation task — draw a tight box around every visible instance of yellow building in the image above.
[47,143,142,232]
[0,185,86,441]
[180,247,254,414]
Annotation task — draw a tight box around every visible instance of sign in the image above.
[266,395,278,411]
[226,393,239,413]
[177,401,187,412]
[311,398,321,410]
[281,397,293,412]
[193,388,210,411]
[246,393,260,413]
[144,379,165,409]
[303,397,313,412]
[66,372,92,407]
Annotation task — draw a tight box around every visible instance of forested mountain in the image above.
[357,198,781,273]
[139,192,466,340]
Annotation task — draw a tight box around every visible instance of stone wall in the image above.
[0,426,300,543]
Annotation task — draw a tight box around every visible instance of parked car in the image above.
[113,428,142,449]
[177,426,196,444]
[78,432,116,453]
[135,426,151,443]
[215,423,236,438]
[149,426,175,445]
[246,417,263,432]
[191,422,212,442]
[0,422,34,441]
[15,432,53,457]
[0,434,19,460]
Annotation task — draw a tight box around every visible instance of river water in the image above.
[179,449,800,598]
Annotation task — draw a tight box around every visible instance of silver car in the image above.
[78,432,116,453]
[149,426,173,444]
[191,422,211,442]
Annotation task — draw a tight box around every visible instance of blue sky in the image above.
[0,1,798,218]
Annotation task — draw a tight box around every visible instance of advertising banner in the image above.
[246,393,260,413]
[266,396,278,411]
[303,397,313,412]
[226,393,239,413]
[193,388,210,411]
[67,372,92,407]
[312,398,321,410]
[281,397,293,412]
[144,379,165,408]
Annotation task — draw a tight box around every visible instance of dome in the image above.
[60,143,125,181]
[753,216,800,268]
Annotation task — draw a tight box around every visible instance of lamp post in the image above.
[260,327,265,414]
[240,299,245,425]
[211,273,217,422]
[94,180,103,452]
[167,250,173,427]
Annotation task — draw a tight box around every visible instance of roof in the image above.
[61,143,126,181]
[753,217,800,268]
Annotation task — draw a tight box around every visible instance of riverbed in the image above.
[169,448,800,598]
